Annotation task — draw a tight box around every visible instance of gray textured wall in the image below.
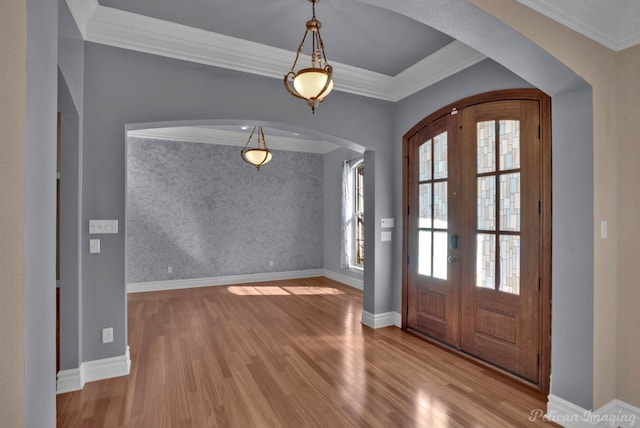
[126,137,324,282]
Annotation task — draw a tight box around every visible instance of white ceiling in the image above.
[66,0,639,152]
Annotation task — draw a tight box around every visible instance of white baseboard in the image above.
[128,269,324,293]
[57,346,131,394]
[361,310,401,329]
[596,399,640,428]
[84,345,131,383]
[322,269,363,290]
[544,394,639,427]
[56,367,84,394]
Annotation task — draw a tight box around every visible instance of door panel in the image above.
[460,100,540,383]
[406,114,460,346]
[404,94,546,386]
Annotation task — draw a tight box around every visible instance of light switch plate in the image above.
[381,218,395,228]
[89,239,101,254]
[102,327,113,344]
[89,219,118,234]
[381,231,392,242]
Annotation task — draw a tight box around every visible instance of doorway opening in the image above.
[402,89,551,392]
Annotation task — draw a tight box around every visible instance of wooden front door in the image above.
[404,90,551,389]
[406,113,461,347]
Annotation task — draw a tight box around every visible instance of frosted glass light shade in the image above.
[242,149,272,167]
[292,68,333,101]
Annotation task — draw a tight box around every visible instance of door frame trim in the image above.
[402,88,552,393]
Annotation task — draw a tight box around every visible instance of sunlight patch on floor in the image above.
[227,285,345,296]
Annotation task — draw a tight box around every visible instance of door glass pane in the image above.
[500,173,521,232]
[476,234,496,289]
[433,231,448,280]
[433,132,448,179]
[499,120,520,170]
[418,231,432,276]
[419,183,432,228]
[477,176,496,230]
[499,235,520,294]
[477,121,495,173]
[434,132,448,179]
[433,182,448,229]
[418,140,432,181]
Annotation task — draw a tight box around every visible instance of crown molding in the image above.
[66,1,486,101]
[85,5,396,100]
[65,0,98,38]
[516,0,640,51]
[391,40,486,101]
[128,127,340,154]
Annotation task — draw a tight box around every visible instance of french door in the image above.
[403,90,551,389]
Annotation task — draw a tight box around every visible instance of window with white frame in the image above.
[341,158,364,269]
[353,161,364,266]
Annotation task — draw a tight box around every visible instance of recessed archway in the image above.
[356,0,595,410]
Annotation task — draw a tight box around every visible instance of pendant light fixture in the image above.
[241,126,272,170]
[284,0,333,114]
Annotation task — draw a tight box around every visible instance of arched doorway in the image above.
[402,89,551,391]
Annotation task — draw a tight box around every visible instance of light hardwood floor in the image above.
[57,277,557,427]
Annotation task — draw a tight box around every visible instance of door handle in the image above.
[449,234,458,249]
[448,256,457,263]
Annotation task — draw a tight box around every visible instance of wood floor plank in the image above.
[57,277,557,427]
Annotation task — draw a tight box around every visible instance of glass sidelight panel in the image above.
[419,184,432,228]
[418,132,449,279]
[419,140,432,181]
[433,182,448,229]
[417,132,448,281]
[476,119,522,294]
[433,232,448,280]
[499,235,520,294]
[499,120,520,170]
[434,132,448,179]
[418,231,432,276]
[476,234,496,289]
[477,176,496,230]
[499,173,521,232]
[477,121,495,173]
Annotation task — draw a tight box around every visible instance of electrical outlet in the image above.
[269,260,274,267]
[168,266,173,273]
[102,327,113,344]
